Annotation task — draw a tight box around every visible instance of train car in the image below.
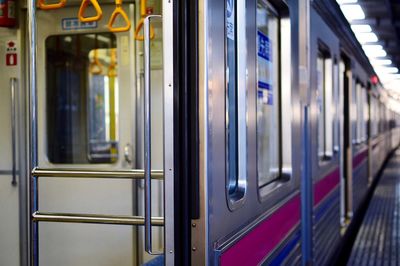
[0,0,399,265]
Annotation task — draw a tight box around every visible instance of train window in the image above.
[226,0,247,205]
[46,33,119,164]
[351,79,358,144]
[360,86,368,142]
[256,0,292,192]
[371,97,378,137]
[333,60,339,153]
[316,45,334,161]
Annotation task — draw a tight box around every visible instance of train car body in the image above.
[0,0,399,265]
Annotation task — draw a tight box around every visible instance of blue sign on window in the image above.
[257,31,270,61]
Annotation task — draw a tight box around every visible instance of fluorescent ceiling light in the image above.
[366,50,387,58]
[375,67,398,74]
[363,44,387,58]
[371,59,392,65]
[337,0,358,4]
[381,74,400,81]
[363,44,383,50]
[351,24,372,33]
[355,32,378,43]
[340,4,365,21]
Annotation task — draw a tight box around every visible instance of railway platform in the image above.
[347,150,400,265]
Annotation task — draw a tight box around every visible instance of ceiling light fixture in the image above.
[340,4,365,21]
[351,24,372,33]
[355,32,378,43]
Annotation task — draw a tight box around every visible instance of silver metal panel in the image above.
[162,0,175,263]
[203,0,301,263]
[191,0,209,263]
[310,7,341,184]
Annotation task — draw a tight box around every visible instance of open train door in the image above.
[26,0,175,265]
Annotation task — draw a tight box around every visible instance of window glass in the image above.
[46,33,118,164]
[317,49,333,160]
[351,79,357,144]
[333,61,339,153]
[362,87,368,141]
[226,0,247,202]
[256,1,280,187]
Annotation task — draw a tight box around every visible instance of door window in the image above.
[45,33,119,164]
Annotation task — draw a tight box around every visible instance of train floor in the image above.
[347,150,400,265]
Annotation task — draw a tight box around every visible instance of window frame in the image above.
[256,0,293,201]
[316,41,335,163]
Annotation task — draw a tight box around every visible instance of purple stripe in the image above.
[220,196,300,266]
[314,168,340,206]
[353,148,368,169]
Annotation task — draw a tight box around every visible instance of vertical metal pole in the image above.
[143,15,153,254]
[143,14,162,256]
[10,78,17,186]
[27,0,39,265]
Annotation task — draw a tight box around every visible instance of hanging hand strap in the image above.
[78,0,103,23]
[134,17,155,41]
[38,0,66,10]
[90,49,103,75]
[107,49,117,77]
[134,0,155,41]
[107,0,131,33]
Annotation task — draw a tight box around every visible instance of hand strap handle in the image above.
[107,0,131,33]
[38,0,66,10]
[78,0,103,23]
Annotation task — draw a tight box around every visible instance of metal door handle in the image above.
[144,14,162,255]
[10,78,17,186]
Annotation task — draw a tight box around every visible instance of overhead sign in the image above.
[62,18,97,31]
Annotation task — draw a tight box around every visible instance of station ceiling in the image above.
[354,0,400,71]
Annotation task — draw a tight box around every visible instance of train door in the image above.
[0,30,24,266]
[28,1,174,265]
[339,55,352,226]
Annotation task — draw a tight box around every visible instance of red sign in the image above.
[5,40,17,66]
[6,53,16,65]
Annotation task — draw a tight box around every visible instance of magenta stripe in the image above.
[314,168,340,206]
[220,196,300,266]
[353,148,368,169]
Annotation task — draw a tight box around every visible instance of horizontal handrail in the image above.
[32,167,163,180]
[33,211,164,226]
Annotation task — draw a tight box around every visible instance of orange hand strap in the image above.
[108,49,117,77]
[78,0,103,23]
[107,0,131,33]
[134,0,155,41]
[38,0,66,10]
[134,17,155,41]
[90,49,103,75]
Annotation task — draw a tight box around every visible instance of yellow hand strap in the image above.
[107,49,117,77]
[90,49,103,75]
[107,0,131,33]
[38,0,66,10]
[78,0,103,23]
[134,0,155,41]
[134,17,155,41]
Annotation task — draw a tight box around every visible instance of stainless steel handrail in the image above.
[33,212,164,226]
[144,14,162,255]
[32,168,164,179]
[10,78,17,186]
